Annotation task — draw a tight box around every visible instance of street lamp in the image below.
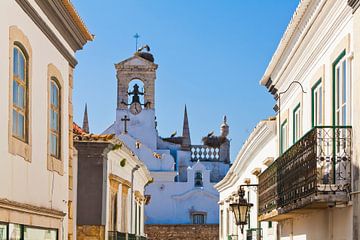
[230,187,253,234]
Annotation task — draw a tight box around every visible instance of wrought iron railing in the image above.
[190,145,220,161]
[258,126,352,217]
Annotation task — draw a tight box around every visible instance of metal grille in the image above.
[258,126,352,216]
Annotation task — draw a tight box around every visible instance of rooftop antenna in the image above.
[134,33,140,51]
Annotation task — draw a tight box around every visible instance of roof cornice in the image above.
[259,0,314,86]
[35,0,93,52]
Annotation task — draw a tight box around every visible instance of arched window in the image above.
[128,79,145,105]
[12,46,27,141]
[50,78,61,158]
[194,171,203,187]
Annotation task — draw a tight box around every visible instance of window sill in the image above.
[47,154,64,175]
[9,136,31,162]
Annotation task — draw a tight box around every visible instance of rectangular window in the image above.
[268,221,273,229]
[334,56,347,126]
[23,227,57,240]
[192,214,205,224]
[0,224,7,240]
[293,104,301,143]
[312,79,323,127]
[280,120,288,154]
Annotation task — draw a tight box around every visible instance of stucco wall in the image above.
[0,0,75,238]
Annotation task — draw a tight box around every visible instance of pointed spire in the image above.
[181,105,191,150]
[83,103,89,133]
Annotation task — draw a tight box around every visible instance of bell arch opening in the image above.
[128,79,145,106]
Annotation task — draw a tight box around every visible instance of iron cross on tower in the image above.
[121,115,130,133]
[134,33,140,51]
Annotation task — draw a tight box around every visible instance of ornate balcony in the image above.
[258,126,352,221]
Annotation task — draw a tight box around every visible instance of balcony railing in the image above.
[258,126,352,220]
[191,145,220,161]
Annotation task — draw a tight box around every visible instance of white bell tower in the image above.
[113,47,159,149]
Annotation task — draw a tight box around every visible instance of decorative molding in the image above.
[263,157,274,167]
[8,26,33,162]
[15,0,78,67]
[34,0,89,51]
[109,173,132,188]
[47,63,64,176]
[0,198,66,219]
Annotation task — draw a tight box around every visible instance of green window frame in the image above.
[293,103,301,143]
[311,79,322,127]
[280,119,288,154]
[332,50,347,126]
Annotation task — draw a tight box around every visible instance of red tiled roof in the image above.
[73,122,86,135]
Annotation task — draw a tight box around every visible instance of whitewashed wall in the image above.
[0,0,75,238]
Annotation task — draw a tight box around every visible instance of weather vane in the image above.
[133,33,140,51]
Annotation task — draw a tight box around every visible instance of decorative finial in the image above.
[220,115,229,138]
[134,33,140,51]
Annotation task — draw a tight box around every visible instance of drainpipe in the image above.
[130,165,140,235]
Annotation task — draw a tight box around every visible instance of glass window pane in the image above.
[24,227,57,240]
[18,85,25,109]
[13,81,18,105]
[50,133,57,156]
[9,223,21,240]
[18,113,25,139]
[0,223,7,240]
[51,82,59,107]
[319,87,322,124]
[51,84,55,105]
[336,67,340,110]
[13,48,19,76]
[12,110,17,136]
[343,60,346,105]
[19,53,25,81]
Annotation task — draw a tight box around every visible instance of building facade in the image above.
[215,118,277,240]
[103,49,230,239]
[0,1,92,239]
[258,0,359,239]
[74,125,152,240]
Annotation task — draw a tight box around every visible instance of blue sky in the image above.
[72,0,299,160]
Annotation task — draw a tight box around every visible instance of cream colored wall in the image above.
[218,121,277,240]
[351,4,360,240]
[279,207,352,240]
[0,0,76,238]
[105,148,150,236]
[268,1,354,239]
[274,0,353,149]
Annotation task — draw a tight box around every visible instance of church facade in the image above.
[103,48,230,238]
